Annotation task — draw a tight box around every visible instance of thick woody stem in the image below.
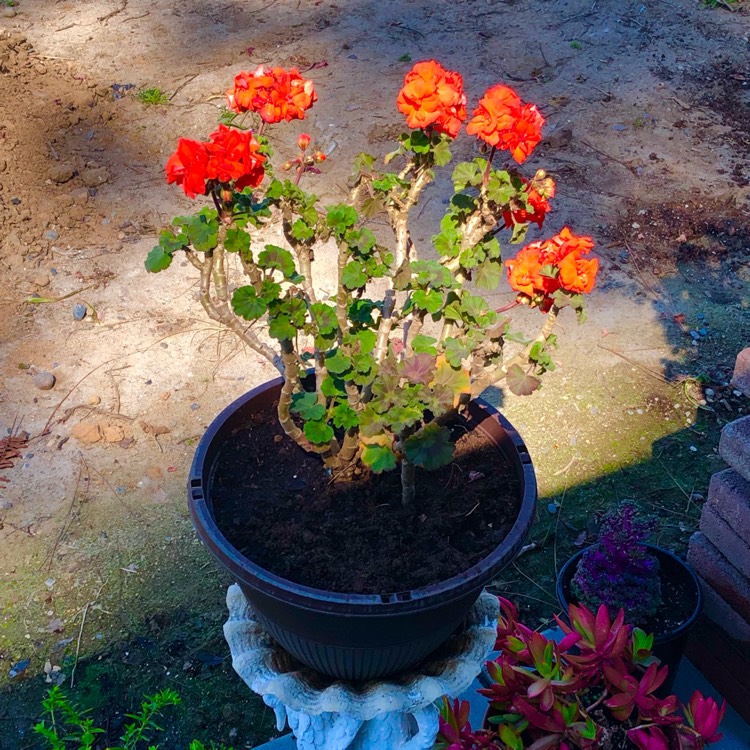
[401,459,416,506]
[374,289,396,364]
[404,313,424,355]
[389,168,433,276]
[277,340,341,461]
[282,204,318,305]
[470,306,560,397]
[277,341,305,443]
[335,242,350,339]
[314,354,328,407]
[335,381,363,466]
[212,225,229,305]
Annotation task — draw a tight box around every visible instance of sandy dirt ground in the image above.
[0,0,748,747]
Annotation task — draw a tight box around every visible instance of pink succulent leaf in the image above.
[627,726,671,750]
[685,692,726,743]
[515,699,567,734]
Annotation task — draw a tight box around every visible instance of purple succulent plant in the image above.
[572,501,662,623]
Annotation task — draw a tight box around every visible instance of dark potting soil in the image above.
[642,573,695,638]
[210,401,521,594]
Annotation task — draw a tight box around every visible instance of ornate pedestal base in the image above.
[223,585,499,750]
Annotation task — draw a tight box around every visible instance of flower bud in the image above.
[281,160,295,172]
[297,133,312,151]
[220,187,233,204]
[312,151,326,163]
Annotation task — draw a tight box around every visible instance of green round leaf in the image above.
[304,419,334,445]
[361,443,398,473]
[341,261,368,290]
[145,245,173,273]
[231,286,267,320]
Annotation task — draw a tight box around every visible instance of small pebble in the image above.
[43,229,59,241]
[190,403,200,411]
[87,395,101,405]
[81,167,109,187]
[699,327,708,336]
[1,7,17,17]
[33,372,56,390]
[689,330,700,340]
[33,274,50,288]
[73,304,87,321]
[49,164,76,185]
[705,388,715,397]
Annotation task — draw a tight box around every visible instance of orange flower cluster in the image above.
[466,84,545,164]
[503,176,556,230]
[396,60,467,138]
[226,66,317,124]
[505,228,598,310]
[165,125,266,199]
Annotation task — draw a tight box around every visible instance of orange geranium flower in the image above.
[396,60,467,138]
[206,125,266,190]
[558,251,599,294]
[226,67,317,123]
[506,245,554,299]
[506,228,597,308]
[539,227,595,265]
[165,138,210,199]
[466,84,544,164]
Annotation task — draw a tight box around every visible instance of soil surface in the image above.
[0,0,748,747]
[211,401,520,593]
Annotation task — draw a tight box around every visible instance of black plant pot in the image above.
[556,545,703,694]
[188,376,537,681]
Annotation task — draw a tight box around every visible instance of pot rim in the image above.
[188,375,537,611]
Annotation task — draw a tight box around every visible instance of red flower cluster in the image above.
[505,227,597,309]
[396,60,467,138]
[165,125,266,199]
[226,66,317,124]
[466,84,545,163]
[503,173,556,230]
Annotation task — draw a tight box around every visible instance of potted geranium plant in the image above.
[436,597,725,750]
[556,502,703,693]
[148,61,600,680]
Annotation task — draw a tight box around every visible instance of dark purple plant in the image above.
[572,502,661,624]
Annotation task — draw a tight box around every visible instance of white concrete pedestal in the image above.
[223,585,499,750]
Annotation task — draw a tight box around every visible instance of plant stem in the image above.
[482,146,497,186]
[389,167,432,278]
[373,289,396,364]
[401,458,415,506]
[335,241,350,339]
[277,340,305,444]
[185,248,282,371]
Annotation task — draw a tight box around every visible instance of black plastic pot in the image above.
[556,545,703,694]
[188,376,537,681]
